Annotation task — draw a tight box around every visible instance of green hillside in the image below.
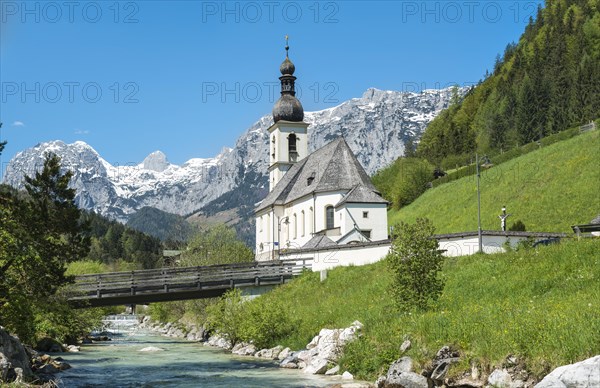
[388,130,599,233]
[234,238,600,380]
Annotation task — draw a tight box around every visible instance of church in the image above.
[255,43,389,261]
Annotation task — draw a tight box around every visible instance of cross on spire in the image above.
[285,35,289,56]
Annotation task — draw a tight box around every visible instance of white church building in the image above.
[255,43,389,262]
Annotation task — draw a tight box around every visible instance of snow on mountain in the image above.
[3,87,465,222]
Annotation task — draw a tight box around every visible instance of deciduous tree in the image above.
[387,218,445,311]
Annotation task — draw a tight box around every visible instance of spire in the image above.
[285,34,289,56]
[279,35,296,77]
[273,35,303,122]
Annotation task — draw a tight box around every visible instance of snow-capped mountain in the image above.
[3,87,465,222]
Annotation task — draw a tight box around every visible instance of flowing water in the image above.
[56,331,340,387]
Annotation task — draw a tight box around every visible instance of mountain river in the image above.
[56,331,341,387]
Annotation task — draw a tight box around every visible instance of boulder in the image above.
[204,334,232,350]
[304,358,329,374]
[280,353,298,367]
[52,361,72,371]
[535,355,600,388]
[428,345,460,383]
[36,363,60,375]
[280,361,298,369]
[231,342,246,353]
[342,371,354,380]
[387,357,414,375]
[384,371,429,388]
[0,327,33,382]
[278,347,292,360]
[296,348,317,362]
[326,365,340,375]
[339,326,360,347]
[306,334,320,349]
[66,345,80,353]
[35,338,64,353]
[383,357,429,388]
[488,368,513,387]
[255,345,284,359]
[232,343,257,356]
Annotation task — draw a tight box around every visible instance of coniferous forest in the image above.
[417,0,600,167]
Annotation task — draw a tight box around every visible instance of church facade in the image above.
[255,44,389,261]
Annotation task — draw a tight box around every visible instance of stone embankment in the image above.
[138,317,600,388]
[140,317,371,387]
[0,327,82,385]
[375,342,600,388]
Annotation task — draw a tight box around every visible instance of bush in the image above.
[239,297,297,349]
[205,289,247,346]
[372,158,434,209]
[387,218,445,311]
[509,220,527,231]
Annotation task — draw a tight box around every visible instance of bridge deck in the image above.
[67,260,311,307]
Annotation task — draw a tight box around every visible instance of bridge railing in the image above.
[68,259,313,300]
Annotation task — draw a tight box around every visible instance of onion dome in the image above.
[272,36,304,123]
[280,56,295,75]
[273,94,304,122]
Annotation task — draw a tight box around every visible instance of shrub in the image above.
[509,220,527,231]
[239,297,297,349]
[387,218,445,311]
[373,158,434,209]
[205,289,247,346]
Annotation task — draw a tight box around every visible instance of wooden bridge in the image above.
[67,260,311,308]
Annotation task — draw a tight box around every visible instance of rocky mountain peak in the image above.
[142,151,170,172]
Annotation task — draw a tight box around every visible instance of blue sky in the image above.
[0,0,543,174]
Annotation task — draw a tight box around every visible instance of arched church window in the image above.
[293,213,297,239]
[325,206,334,230]
[288,133,297,151]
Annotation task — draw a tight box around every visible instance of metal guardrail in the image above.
[580,121,596,132]
[67,259,312,306]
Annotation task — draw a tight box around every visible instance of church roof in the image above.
[302,235,337,249]
[335,184,389,208]
[256,137,382,212]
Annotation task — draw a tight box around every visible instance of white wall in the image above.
[436,234,556,257]
[277,232,564,269]
[339,203,388,242]
[280,242,391,272]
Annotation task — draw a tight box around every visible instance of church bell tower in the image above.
[268,37,309,192]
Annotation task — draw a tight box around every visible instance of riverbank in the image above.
[58,328,357,387]
[139,316,372,387]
